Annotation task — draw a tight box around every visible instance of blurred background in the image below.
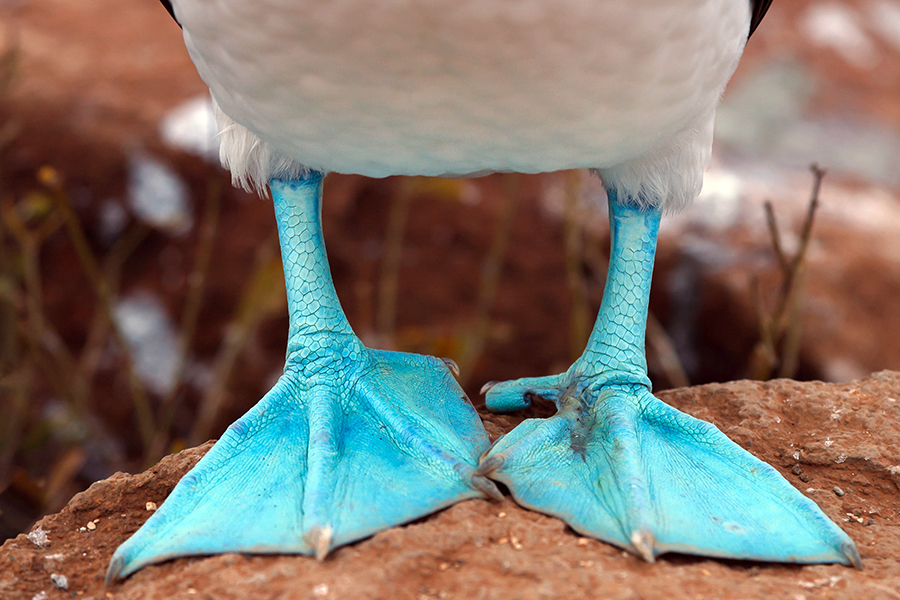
[1,0,899,543]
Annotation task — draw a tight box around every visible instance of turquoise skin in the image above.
[106,173,497,582]
[106,176,861,582]
[478,192,861,567]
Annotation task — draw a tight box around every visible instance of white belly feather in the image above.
[172,0,750,209]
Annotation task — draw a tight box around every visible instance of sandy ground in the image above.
[3,373,900,600]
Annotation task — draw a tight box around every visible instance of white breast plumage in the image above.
[174,0,750,209]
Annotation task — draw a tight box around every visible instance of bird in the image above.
[106,0,861,581]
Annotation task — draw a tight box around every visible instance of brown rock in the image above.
[2,374,899,600]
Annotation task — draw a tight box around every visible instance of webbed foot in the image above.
[478,193,861,568]
[106,173,496,581]
[108,345,493,581]
[479,376,861,567]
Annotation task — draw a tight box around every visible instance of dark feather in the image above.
[749,0,773,37]
[159,0,181,27]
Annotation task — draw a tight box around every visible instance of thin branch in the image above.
[764,201,789,273]
[149,176,222,463]
[564,170,590,362]
[376,179,414,341]
[746,164,824,380]
[45,170,156,453]
[74,222,150,405]
[190,232,283,445]
[457,173,519,385]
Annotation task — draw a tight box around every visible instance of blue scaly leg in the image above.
[107,173,498,582]
[477,191,862,568]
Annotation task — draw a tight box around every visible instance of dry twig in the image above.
[746,164,824,380]
[456,174,520,385]
[563,170,590,362]
[149,176,222,463]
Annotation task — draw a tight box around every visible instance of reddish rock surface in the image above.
[3,373,899,600]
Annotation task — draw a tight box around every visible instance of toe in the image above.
[483,373,568,413]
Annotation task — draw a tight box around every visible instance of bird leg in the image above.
[477,191,862,568]
[107,172,497,582]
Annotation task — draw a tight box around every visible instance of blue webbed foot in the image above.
[107,345,493,581]
[106,173,496,581]
[479,377,861,567]
[478,193,861,568]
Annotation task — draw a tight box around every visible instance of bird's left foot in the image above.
[478,372,862,568]
[477,195,861,568]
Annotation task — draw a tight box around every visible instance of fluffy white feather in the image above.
[213,98,310,193]
[174,0,750,209]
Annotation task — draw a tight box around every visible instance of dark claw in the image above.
[441,358,460,377]
[842,540,864,570]
[476,454,505,477]
[471,474,504,502]
[480,381,498,395]
[104,555,124,585]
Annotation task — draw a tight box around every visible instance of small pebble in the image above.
[27,526,50,549]
[86,522,96,531]
[577,538,589,547]
[146,502,158,511]
[799,473,809,482]
[50,574,68,590]
[790,465,803,476]
[833,486,845,497]
[312,583,329,597]
[497,512,506,518]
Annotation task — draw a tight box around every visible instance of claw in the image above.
[471,474,504,502]
[442,358,460,378]
[104,555,124,585]
[305,525,333,562]
[842,540,864,570]
[476,454,505,477]
[631,529,656,563]
[480,381,498,395]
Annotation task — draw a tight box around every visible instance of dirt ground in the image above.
[3,373,900,600]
